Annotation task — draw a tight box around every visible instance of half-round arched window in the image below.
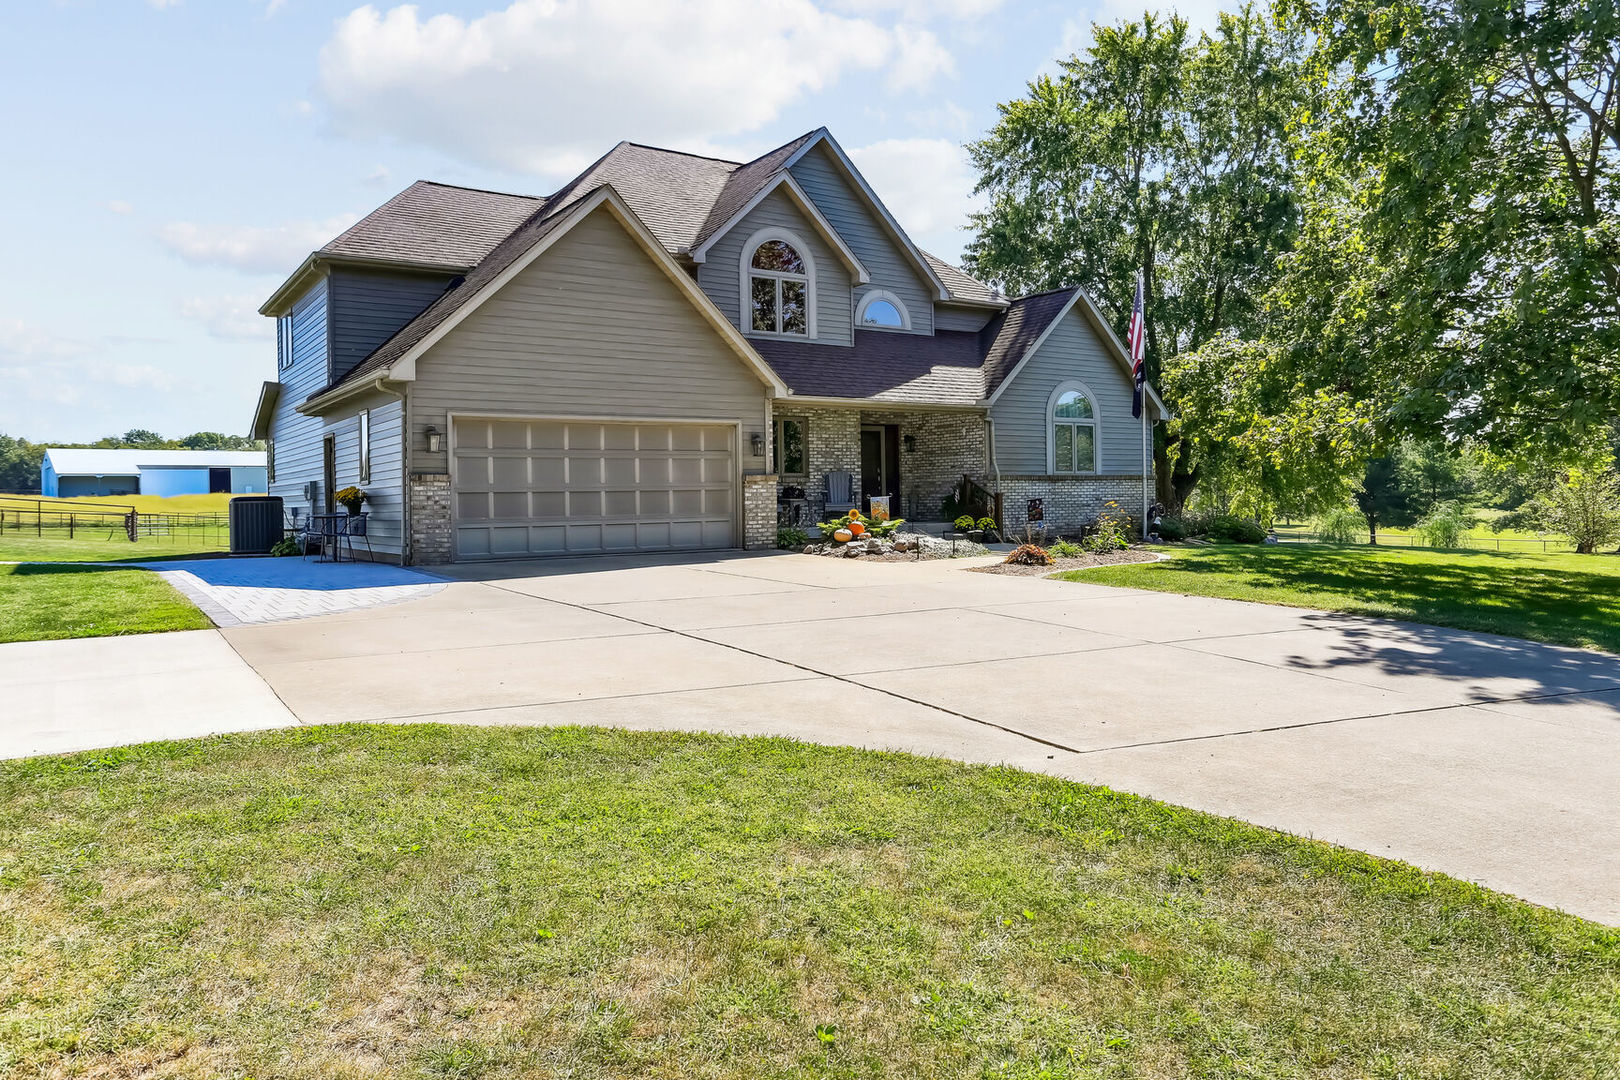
[743,231,814,336]
[856,289,911,330]
[1048,383,1099,473]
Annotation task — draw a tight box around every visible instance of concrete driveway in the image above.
[8,550,1617,923]
[212,550,1620,924]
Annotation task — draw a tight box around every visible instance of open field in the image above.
[1070,544,1620,653]
[0,563,212,642]
[1,725,1614,1079]
[1272,520,1576,553]
[9,492,238,514]
[0,535,231,563]
[0,494,233,562]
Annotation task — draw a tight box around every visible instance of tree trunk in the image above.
[1365,515,1378,545]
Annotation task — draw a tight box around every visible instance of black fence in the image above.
[0,497,230,547]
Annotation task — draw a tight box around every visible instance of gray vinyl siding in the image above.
[697,186,853,346]
[266,277,331,522]
[788,143,934,336]
[322,393,405,556]
[989,307,1143,475]
[328,267,454,385]
[935,304,996,333]
[409,203,771,478]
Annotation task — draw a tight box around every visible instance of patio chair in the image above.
[824,470,857,515]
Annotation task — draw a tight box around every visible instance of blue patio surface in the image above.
[132,557,443,592]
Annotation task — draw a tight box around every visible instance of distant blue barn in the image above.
[40,449,267,498]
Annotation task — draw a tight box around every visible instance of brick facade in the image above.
[772,403,987,523]
[742,473,779,549]
[409,472,453,564]
[995,473,1152,536]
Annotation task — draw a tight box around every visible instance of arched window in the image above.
[744,231,813,336]
[856,289,911,330]
[1048,383,1099,473]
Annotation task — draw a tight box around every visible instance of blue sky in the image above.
[0,0,1219,442]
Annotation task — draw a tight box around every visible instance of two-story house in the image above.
[250,128,1165,564]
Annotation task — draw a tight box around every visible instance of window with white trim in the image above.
[357,409,371,484]
[747,238,810,336]
[856,289,910,330]
[1051,387,1098,473]
[276,314,294,370]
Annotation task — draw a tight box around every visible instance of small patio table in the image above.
[308,513,367,563]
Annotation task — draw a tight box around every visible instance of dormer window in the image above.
[743,231,815,337]
[856,289,911,331]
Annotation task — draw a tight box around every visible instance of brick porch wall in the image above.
[772,403,987,522]
[995,473,1153,535]
[742,473,778,549]
[409,472,452,564]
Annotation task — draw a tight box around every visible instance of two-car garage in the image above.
[451,417,738,560]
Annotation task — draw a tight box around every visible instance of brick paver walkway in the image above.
[138,558,446,627]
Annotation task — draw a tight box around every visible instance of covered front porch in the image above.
[768,403,989,529]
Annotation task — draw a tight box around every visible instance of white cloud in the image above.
[0,318,175,417]
[178,295,273,344]
[156,214,357,273]
[830,0,1003,18]
[148,0,182,8]
[886,26,956,92]
[106,199,134,215]
[848,137,982,260]
[364,164,391,185]
[317,0,950,176]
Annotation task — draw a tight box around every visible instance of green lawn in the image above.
[1068,544,1620,652]
[1,726,1614,1079]
[0,563,212,642]
[0,534,229,563]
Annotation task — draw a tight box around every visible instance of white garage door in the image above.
[452,418,736,559]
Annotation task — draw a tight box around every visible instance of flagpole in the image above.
[1141,404,1150,540]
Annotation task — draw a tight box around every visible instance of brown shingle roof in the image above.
[979,288,1078,397]
[751,331,989,405]
[320,181,543,268]
[546,142,739,254]
[690,131,821,252]
[924,252,1002,306]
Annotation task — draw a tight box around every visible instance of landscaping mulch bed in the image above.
[971,548,1161,576]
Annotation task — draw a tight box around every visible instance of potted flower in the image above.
[334,486,367,515]
[952,514,975,538]
[976,516,999,543]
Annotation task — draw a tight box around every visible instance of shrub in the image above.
[777,527,809,550]
[1314,507,1367,545]
[1049,539,1082,557]
[1209,515,1266,544]
[1004,543,1054,566]
[1415,502,1473,548]
[975,516,997,533]
[1153,516,1189,542]
[1539,464,1620,554]
[1084,502,1131,552]
[269,535,302,557]
[953,515,976,532]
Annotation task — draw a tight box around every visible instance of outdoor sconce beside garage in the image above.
[425,426,443,453]
[750,431,765,456]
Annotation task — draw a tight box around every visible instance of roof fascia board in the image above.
[982,291,1082,406]
[249,381,281,440]
[780,129,952,301]
[689,173,870,283]
[301,185,787,413]
[781,395,985,412]
[259,252,470,316]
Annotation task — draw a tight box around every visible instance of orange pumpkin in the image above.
[832,528,853,543]
[848,521,866,536]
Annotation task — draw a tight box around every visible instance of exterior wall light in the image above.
[750,431,765,456]
[426,426,442,453]
[903,434,917,453]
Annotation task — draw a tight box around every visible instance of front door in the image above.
[322,436,336,514]
[860,425,901,513]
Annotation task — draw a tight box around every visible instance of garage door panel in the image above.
[453,419,736,560]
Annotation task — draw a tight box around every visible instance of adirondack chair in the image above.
[824,470,857,515]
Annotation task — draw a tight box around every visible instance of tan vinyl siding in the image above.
[989,308,1143,475]
[266,277,331,522]
[323,394,404,556]
[788,143,934,336]
[697,186,853,346]
[935,304,996,333]
[409,203,771,477]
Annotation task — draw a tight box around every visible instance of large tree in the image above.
[965,6,1305,508]
[1275,0,1620,458]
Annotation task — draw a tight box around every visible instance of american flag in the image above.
[1128,275,1146,419]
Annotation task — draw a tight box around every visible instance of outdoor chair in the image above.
[824,470,857,515]
[342,513,374,562]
